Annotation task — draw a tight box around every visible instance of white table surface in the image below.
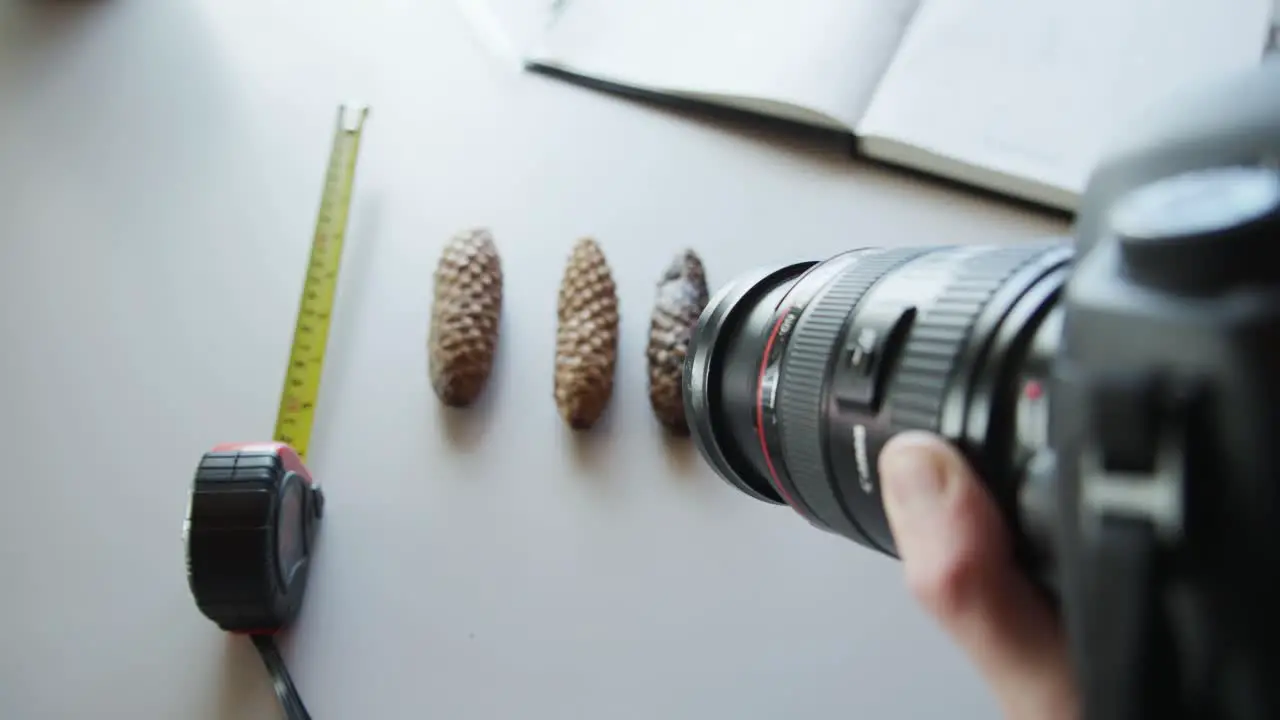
[0,1,1065,718]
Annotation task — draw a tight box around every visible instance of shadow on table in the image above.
[660,431,698,478]
[214,633,279,720]
[438,388,500,451]
[306,191,388,463]
[565,395,617,477]
[2,0,111,46]
[564,402,701,484]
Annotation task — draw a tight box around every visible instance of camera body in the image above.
[683,60,1280,719]
[1046,60,1280,719]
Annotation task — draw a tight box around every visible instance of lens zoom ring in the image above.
[888,245,1052,431]
[776,248,932,493]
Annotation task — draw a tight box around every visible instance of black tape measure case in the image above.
[185,442,324,634]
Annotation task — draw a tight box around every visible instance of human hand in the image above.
[878,431,1079,720]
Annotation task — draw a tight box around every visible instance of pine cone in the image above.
[647,250,708,434]
[555,238,619,430]
[428,228,503,407]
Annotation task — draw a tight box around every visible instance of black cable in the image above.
[251,636,304,720]
[251,634,314,720]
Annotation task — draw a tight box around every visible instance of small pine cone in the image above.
[428,228,503,407]
[647,250,708,434]
[554,238,619,430]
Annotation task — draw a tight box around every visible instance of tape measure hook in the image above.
[338,105,370,132]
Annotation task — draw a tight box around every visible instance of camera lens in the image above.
[684,243,1073,557]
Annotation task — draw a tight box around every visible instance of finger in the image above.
[879,431,1077,720]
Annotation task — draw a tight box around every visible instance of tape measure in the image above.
[275,105,370,463]
[185,105,369,720]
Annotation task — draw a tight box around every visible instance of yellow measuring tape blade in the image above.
[273,105,369,462]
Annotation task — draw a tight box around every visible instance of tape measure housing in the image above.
[186,443,323,633]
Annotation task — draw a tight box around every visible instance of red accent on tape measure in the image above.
[211,442,314,485]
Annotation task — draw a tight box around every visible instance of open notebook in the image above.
[526,0,1276,211]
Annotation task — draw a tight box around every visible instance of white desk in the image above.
[0,1,1064,717]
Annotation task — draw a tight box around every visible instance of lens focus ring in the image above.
[775,247,933,527]
[888,246,1052,432]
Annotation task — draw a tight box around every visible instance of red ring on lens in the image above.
[756,312,798,509]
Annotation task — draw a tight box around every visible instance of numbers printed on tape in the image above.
[273,105,369,462]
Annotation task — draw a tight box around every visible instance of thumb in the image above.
[879,431,1077,720]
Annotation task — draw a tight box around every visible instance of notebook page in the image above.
[858,0,1273,200]
[529,0,920,130]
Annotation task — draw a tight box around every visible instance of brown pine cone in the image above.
[555,238,619,430]
[647,250,709,434]
[428,228,503,407]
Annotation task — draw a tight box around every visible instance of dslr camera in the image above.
[684,60,1280,720]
